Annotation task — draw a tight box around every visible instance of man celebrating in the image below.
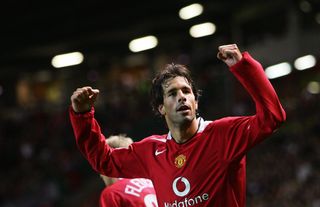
[69,44,286,207]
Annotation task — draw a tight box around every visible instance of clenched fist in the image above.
[217,44,243,67]
[71,86,100,113]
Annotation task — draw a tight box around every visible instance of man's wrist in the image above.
[70,105,92,114]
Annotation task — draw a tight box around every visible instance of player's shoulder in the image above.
[211,116,250,128]
[138,134,167,144]
[199,116,239,131]
[130,135,167,154]
[100,184,124,206]
[100,185,118,196]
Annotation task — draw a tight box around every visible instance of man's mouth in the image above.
[177,105,190,112]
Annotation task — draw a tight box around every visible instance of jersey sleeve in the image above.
[69,107,150,178]
[214,52,286,162]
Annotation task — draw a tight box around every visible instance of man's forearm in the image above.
[230,52,286,128]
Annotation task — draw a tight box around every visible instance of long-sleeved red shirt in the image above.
[70,52,286,207]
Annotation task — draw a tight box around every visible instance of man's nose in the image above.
[177,90,186,102]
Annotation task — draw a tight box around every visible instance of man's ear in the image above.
[158,104,166,115]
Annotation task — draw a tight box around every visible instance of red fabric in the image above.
[70,52,286,207]
[99,178,157,207]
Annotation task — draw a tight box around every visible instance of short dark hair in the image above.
[150,63,201,116]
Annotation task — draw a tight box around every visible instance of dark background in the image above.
[0,0,319,206]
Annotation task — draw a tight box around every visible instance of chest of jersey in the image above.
[150,132,226,206]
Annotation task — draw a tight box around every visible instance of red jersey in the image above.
[100,178,158,207]
[70,52,286,207]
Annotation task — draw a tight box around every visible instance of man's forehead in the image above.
[162,76,191,90]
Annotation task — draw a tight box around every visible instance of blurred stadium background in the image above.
[0,0,319,206]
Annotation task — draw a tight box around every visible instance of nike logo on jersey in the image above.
[155,149,166,156]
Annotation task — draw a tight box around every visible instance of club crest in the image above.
[174,154,186,168]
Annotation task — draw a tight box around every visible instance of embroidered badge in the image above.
[174,154,186,168]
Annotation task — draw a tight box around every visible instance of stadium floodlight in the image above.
[265,62,292,79]
[51,52,84,68]
[179,3,203,20]
[129,35,158,53]
[307,81,320,94]
[189,22,216,38]
[294,55,316,70]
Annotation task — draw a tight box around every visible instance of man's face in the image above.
[158,76,198,125]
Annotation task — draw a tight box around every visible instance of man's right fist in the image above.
[70,86,100,113]
[217,44,242,67]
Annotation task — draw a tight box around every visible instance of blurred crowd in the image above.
[0,56,319,207]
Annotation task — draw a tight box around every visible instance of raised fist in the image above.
[217,44,243,67]
[71,86,100,113]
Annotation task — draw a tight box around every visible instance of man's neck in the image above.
[169,118,199,144]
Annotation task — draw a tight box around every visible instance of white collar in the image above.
[167,117,211,140]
